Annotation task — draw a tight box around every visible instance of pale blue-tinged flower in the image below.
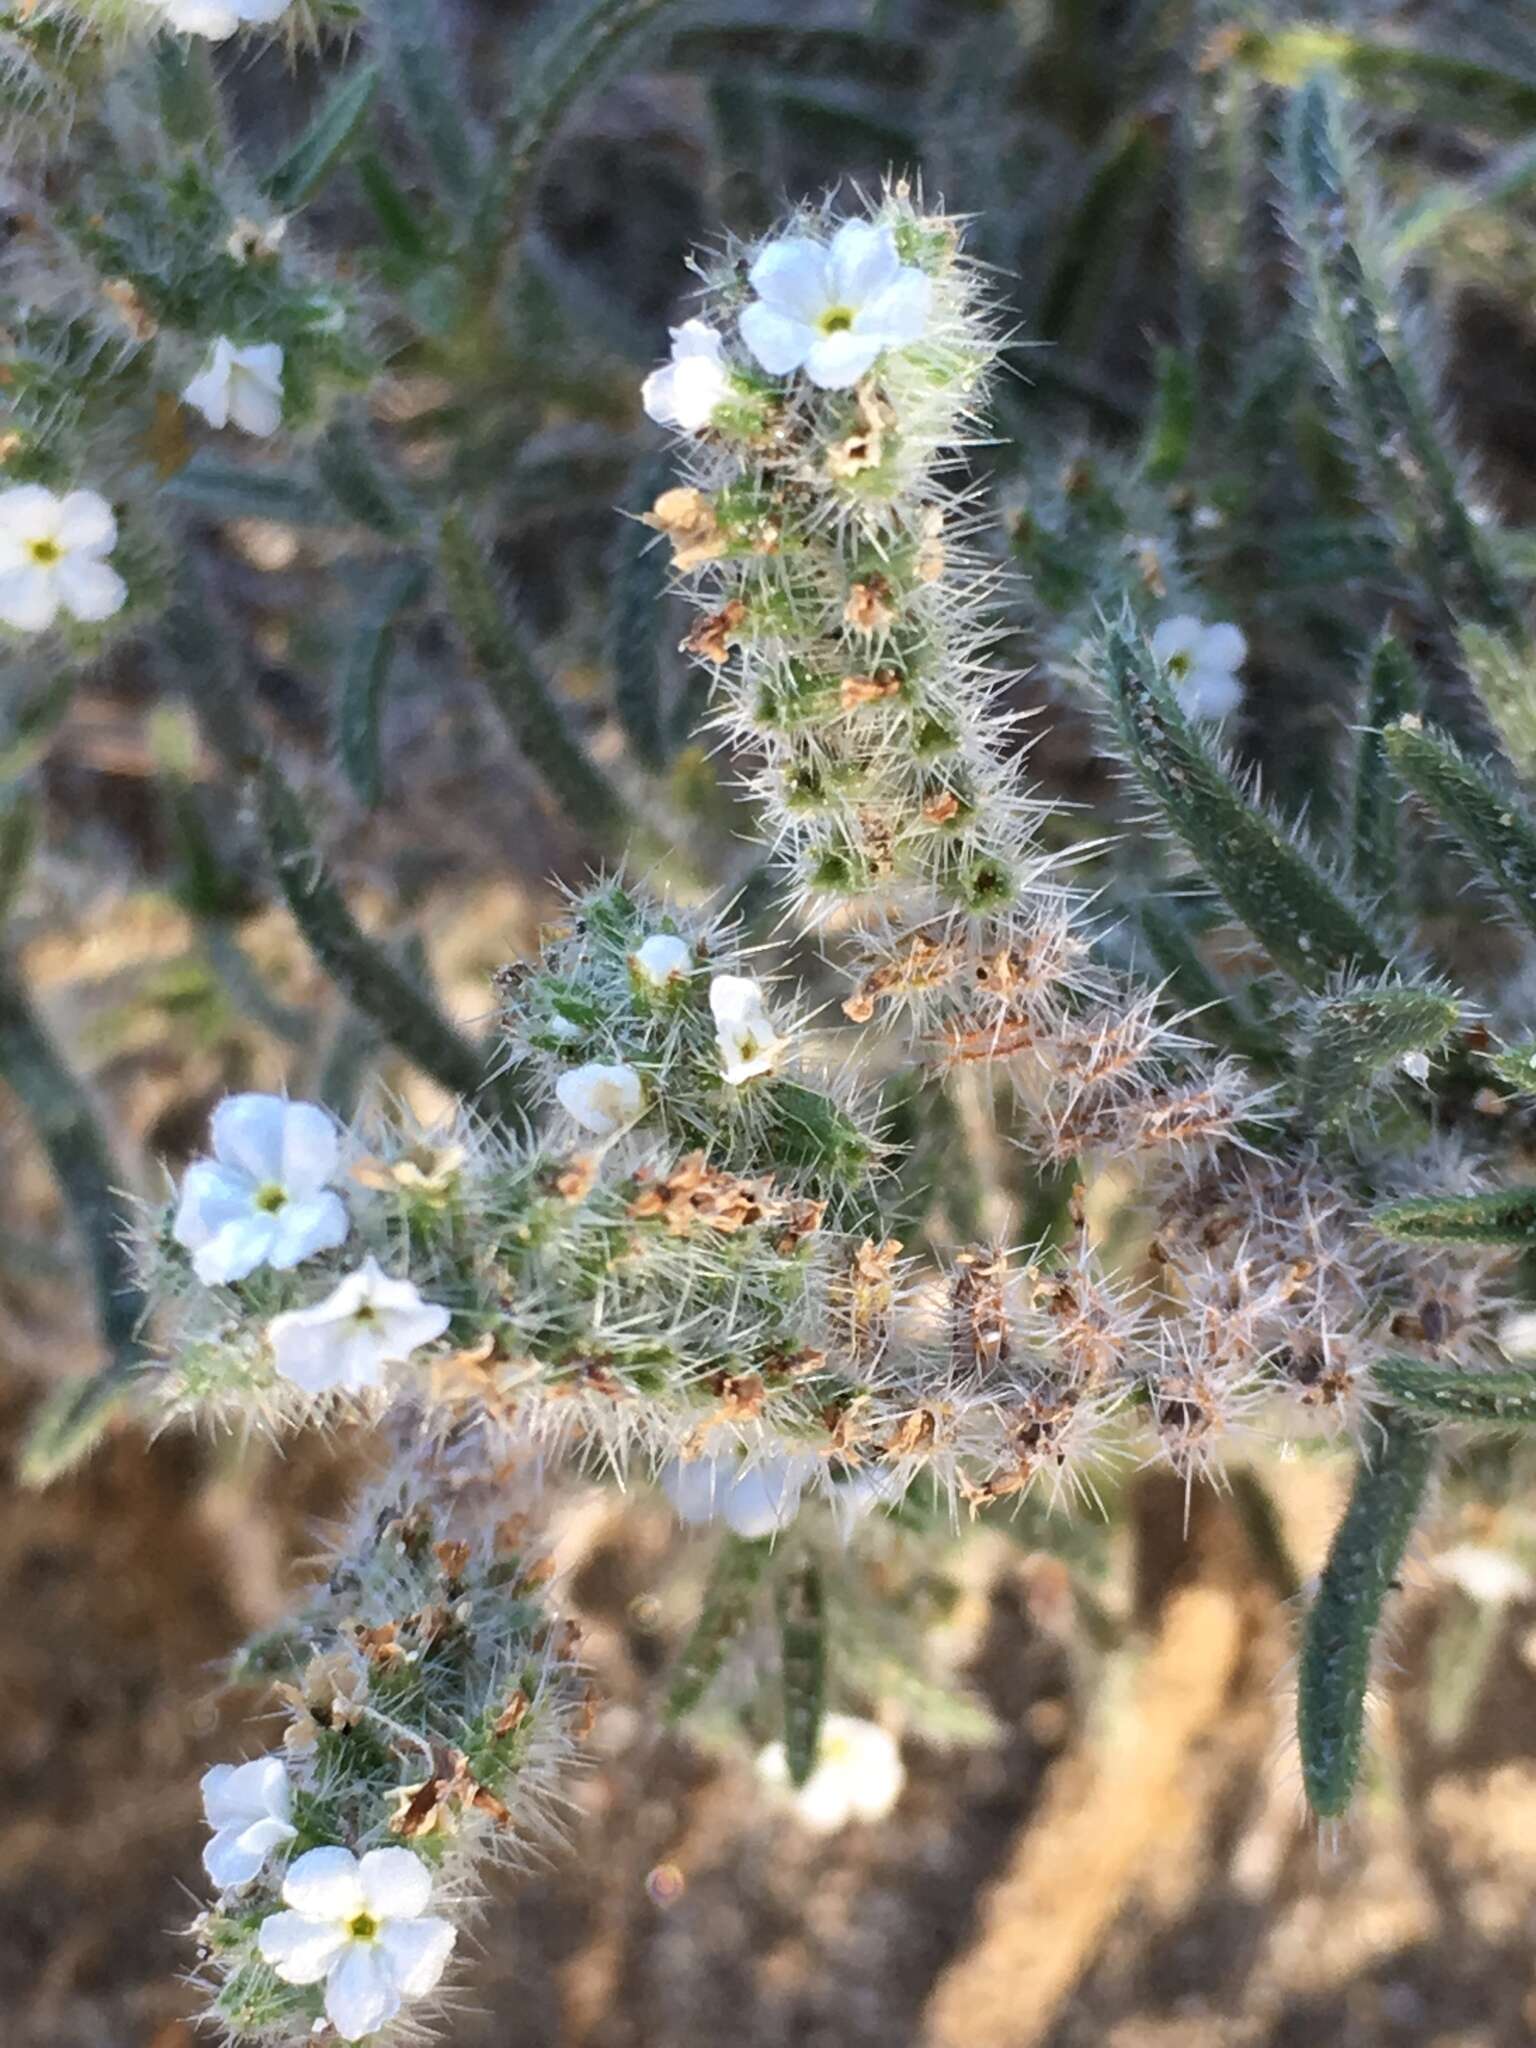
[182,338,285,436]
[641,320,731,431]
[1150,615,1246,722]
[555,1061,644,1135]
[173,1094,348,1285]
[201,1755,296,1889]
[266,1257,451,1394]
[660,1450,815,1538]
[709,974,787,1085]
[739,221,930,390]
[257,1845,455,2042]
[0,486,126,634]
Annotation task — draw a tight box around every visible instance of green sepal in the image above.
[1297,1410,1435,1818]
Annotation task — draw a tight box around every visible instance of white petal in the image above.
[377,1915,456,1999]
[747,236,832,321]
[210,1093,291,1181]
[665,354,730,432]
[659,1456,725,1527]
[739,302,812,378]
[707,974,766,1030]
[182,361,233,428]
[267,1191,350,1269]
[357,1845,434,1920]
[193,1215,281,1286]
[1150,615,1204,666]
[0,484,59,537]
[720,1456,806,1538]
[53,554,127,624]
[278,1099,342,1192]
[53,490,117,554]
[258,1910,351,1985]
[0,566,59,633]
[827,220,902,306]
[1197,621,1247,673]
[235,340,285,383]
[229,377,284,438]
[202,1754,290,1827]
[203,1828,268,1890]
[325,1943,400,2041]
[1177,666,1243,722]
[555,1062,643,1135]
[853,268,930,347]
[235,1813,298,1860]
[281,1843,366,1920]
[237,0,291,20]
[803,330,884,390]
[269,1314,362,1394]
[640,363,680,427]
[173,1161,255,1254]
[633,933,693,985]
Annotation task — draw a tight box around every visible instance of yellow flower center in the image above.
[817,306,855,335]
[350,1303,378,1326]
[346,1911,380,1943]
[1165,651,1191,677]
[254,1183,289,1214]
[27,538,61,565]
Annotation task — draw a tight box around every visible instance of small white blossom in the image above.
[173,1093,348,1286]
[641,320,731,432]
[0,486,126,634]
[709,974,787,1084]
[225,215,288,264]
[201,1755,296,1890]
[157,0,290,39]
[756,1714,906,1833]
[739,220,930,390]
[257,1845,455,2042]
[182,337,285,436]
[1434,1544,1535,1608]
[1150,615,1247,722]
[267,1256,451,1394]
[1500,1310,1536,1360]
[660,1450,814,1539]
[632,933,694,988]
[555,1061,644,1135]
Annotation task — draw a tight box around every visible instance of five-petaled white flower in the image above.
[756,1713,906,1833]
[0,485,126,634]
[709,974,787,1085]
[267,1257,451,1394]
[201,1755,297,1890]
[631,933,694,988]
[182,337,285,436]
[1150,615,1247,722]
[641,320,731,432]
[257,1845,456,2042]
[660,1450,815,1539]
[739,221,930,390]
[555,1061,644,1136]
[173,1093,349,1285]
[156,0,290,40]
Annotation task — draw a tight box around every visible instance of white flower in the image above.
[709,973,788,1084]
[182,337,285,436]
[1434,1544,1535,1608]
[201,1755,296,1889]
[660,1451,814,1539]
[267,1257,451,1395]
[173,1093,349,1286]
[1150,615,1247,722]
[830,1463,906,1542]
[157,0,290,40]
[641,320,731,432]
[257,1845,456,2042]
[555,1061,644,1136]
[632,933,694,988]
[739,220,930,390]
[1500,1310,1536,1360]
[0,486,126,635]
[756,1714,906,1833]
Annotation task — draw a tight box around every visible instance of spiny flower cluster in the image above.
[640,188,1258,1167]
[193,1453,589,2045]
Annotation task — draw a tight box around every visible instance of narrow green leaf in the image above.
[1383,717,1536,941]
[264,62,381,211]
[776,1554,827,1789]
[336,559,427,808]
[1373,1357,1536,1427]
[1457,624,1536,785]
[0,788,38,926]
[376,0,478,200]
[1095,617,1392,990]
[152,30,223,151]
[665,1532,771,1720]
[1351,635,1418,903]
[1297,1410,1435,1818]
[163,456,330,526]
[1038,113,1168,345]
[1236,29,1536,135]
[316,413,414,538]
[1141,347,1197,485]
[609,467,671,773]
[1300,982,1458,1127]
[1373,1188,1536,1245]
[356,149,433,263]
